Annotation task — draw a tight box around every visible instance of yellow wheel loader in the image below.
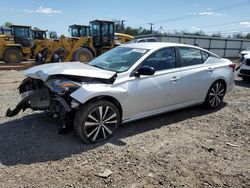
[0,25,32,63]
[35,24,93,63]
[36,20,116,63]
[31,28,63,64]
[35,20,134,64]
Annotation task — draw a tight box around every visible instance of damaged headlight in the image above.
[47,79,81,93]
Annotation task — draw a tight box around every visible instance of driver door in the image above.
[126,47,183,117]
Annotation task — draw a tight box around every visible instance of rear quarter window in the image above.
[179,47,203,67]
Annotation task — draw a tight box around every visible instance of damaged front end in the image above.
[6,72,117,118]
[6,77,80,118]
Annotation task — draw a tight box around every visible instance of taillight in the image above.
[229,64,236,72]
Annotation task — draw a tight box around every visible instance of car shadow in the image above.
[235,79,250,88]
[0,103,226,166]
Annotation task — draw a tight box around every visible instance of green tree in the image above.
[246,33,250,39]
[4,21,12,27]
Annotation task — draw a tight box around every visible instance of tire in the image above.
[74,100,121,144]
[35,53,44,64]
[52,48,66,63]
[3,48,23,64]
[35,48,49,64]
[72,48,94,63]
[204,81,226,109]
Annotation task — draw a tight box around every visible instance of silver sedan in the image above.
[7,42,235,143]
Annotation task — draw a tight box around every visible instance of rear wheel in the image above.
[72,48,94,63]
[74,100,121,143]
[3,48,23,64]
[204,81,226,109]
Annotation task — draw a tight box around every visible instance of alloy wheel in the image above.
[84,105,118,142]
[208,82,225,108]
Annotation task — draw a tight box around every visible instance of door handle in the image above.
[170,76,180,82]
[207,67,213,72]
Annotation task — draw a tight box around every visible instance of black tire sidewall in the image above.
[74,100,121,144]
[4,48,23,63]
[52,48,66,62]
[73,48,94,62]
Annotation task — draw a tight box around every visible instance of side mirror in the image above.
[135,66,155,77]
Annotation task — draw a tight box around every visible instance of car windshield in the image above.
[89,47,148,73]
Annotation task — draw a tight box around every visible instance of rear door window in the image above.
[179,47,203,67]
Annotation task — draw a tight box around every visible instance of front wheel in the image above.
[74,100,121,144]
[3,48,23,64]
[204,81,226,109]
[52,48,66,63]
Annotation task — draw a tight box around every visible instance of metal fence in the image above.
[136,34,250,58]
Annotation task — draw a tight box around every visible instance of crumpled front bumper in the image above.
[6,89,50,117]
[6,88,72,117]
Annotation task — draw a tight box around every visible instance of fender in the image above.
[70,84,127,104]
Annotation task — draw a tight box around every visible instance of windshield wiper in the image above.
[90,64,105,70]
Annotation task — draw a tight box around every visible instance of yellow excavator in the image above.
[0,25,32,63]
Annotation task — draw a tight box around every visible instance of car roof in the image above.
[121,42,199,50]
[120,42,220,58]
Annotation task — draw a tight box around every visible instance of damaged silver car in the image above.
[7,43,234,143]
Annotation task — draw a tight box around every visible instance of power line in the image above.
[171,19,250,32]
[206,28,250,35]
[195,20,250,29]
[143,0,250,25]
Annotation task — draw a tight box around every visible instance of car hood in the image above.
[240,50,250,55]
[24,62,116,81]
[244,54,250,59]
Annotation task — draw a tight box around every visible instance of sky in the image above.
[1,0,250,36]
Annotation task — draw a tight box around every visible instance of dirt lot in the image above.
[0,62,249,187]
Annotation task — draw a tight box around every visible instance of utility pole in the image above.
[148,23,154,33]
[121,20,126,33]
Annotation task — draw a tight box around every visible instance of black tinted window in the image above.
[147,38,157,42]
[179,47,203,67]
[141,48,176,71]
[138,39,146,43]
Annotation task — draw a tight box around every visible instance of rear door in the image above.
[177,47,213,103]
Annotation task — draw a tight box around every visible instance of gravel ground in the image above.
[0,61,249,188]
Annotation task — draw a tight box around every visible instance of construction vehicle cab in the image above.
[10,25,32,48]
[90,20,115,55]
[0,26,11,35]
[0,25,32,63]
[31,29,47,40]
[69,24,90,38]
